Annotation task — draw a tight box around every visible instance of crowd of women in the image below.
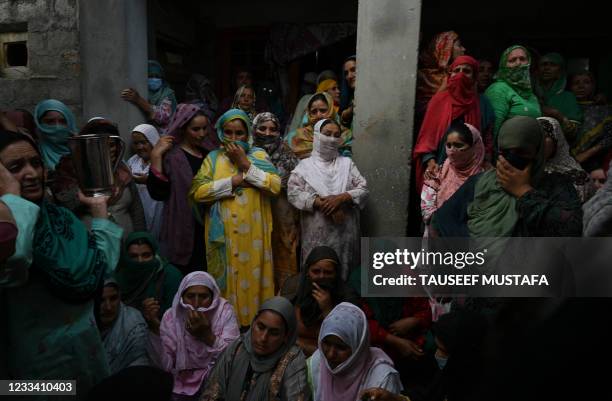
[0,31,611,401]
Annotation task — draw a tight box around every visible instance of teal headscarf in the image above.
[34,99,77,171]
[494,45,534,99]
[148,60,177,113]
[535,53,583,123]
[191,109,278,290]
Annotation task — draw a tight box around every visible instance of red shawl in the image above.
[413,55,481,193]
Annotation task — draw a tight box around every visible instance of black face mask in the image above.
[254,135,279,146]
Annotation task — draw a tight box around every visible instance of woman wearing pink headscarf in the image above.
[160,271,239,401]
[307,302,402,401]
[420,123,486,233]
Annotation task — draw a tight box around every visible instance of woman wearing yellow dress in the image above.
[189,108,281,327]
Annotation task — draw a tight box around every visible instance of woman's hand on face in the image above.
[311,282,333,315]
[225,142,251,172]
[186,310,212,341]
[496,156,533,198]
[0,161,20,196]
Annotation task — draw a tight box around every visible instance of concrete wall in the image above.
[79,0,148,143]
[0,0,82,120]
[352,0,422,236]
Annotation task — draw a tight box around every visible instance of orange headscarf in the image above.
[416,31,460,103]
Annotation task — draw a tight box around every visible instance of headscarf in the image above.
[534,53,583,123]
[100,278,148,374]
[252,112,282,155]
[163,271,233,372]
[430,123,485,209]
[414,55,481,193]
[218,296,300,401]
[494,45,534,99]
[165,103,201,140]
[316,302,395,401]
[185,73,219,114]
[340,55,357,112]
[538,117,589,201]
[416,31,460,102]
[535,53,567,103]
[34,99,77,171]
[583,164,612,236]
[292,119,353,197]
[467,116,545,238]
[115,231,167,307]
[316,79,340,113]
[148,60,177,112]
[132,123,160,147]
[190,109,277,291]
[295,246,343,327]
[286,92,352,159]
[231,85,257,121]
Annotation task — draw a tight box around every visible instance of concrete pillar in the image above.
[79,0,148,147]
[353,0,422,236]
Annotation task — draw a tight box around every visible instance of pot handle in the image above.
[109,135,126,172]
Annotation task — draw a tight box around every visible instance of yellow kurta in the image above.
[192,150,280,326]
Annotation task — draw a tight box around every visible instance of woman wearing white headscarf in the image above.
[288,119,368,280]
[307,302,402,401]
[127,124,164,240]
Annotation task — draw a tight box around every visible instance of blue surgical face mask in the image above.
[435,354,448,370]
[148,78,162,91]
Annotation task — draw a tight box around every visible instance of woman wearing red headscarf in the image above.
[413,55,494,194]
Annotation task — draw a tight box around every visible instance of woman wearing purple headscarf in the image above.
[146,104,214,274]
[160,271,239,401]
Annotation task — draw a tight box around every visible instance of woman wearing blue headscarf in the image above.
[122,60,177,134]
[33,99,77,171]
[189,109,280,327]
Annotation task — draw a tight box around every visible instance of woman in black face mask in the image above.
[252,112,301,292]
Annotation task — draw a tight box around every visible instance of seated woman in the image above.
[583,164,612,236]
[160,271,240,401]
[308,302,403,401]
[288,119,369,280]
[414,55,494,193]
[201,296,310,401]
[485,46,542,159]
[431,116,583,238]
[189,108,280,327]
[127,124,164,240]
[569,71,612,170]
[251,112,300,290]
[98,278,149,374]
[0,130,123,395]
[360,310,487,401]
[534,53,583,143]
[121,60,177,134]
[283,246,358,357]
[285,92,352,159]
[115,231,183,330]
[147,103,212,273]
[421,123,486,233]
[538,117,591,202]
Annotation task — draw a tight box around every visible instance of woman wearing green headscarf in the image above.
[485,46,542,160]
[535,53,583,143]
[33,98,77,171]
[121,60,177,134]
[431,116,582,238]
[115,231,183,324]
[189,109,281,327]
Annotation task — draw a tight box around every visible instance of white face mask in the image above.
[313,131,341,161]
